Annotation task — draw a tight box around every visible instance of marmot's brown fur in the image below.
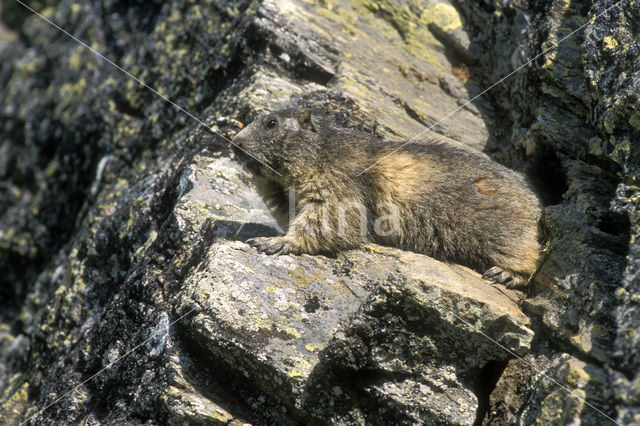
[232,108,542,287]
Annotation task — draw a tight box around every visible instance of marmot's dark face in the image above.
[232,108,317,176]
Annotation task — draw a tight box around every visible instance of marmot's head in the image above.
[232,108,321,177]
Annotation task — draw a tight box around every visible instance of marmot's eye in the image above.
[265,119,278,130]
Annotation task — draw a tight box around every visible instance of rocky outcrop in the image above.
[0,0,638,424]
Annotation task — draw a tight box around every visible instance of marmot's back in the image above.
[232,108,542,287]
[367,141,541,278]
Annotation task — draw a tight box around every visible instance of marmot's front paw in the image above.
[246,236,292,255]
[482,266,525,289]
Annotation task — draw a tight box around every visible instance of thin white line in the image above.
[357,0,628,176]
[445,309,621,425]
[19,306,199,425]
[13,0,281,177]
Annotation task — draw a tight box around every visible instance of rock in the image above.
[0,0,638,424]
[165,149,532,424]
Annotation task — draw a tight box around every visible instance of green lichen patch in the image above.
[0,377,29,425]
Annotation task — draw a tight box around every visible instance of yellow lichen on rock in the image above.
[420,2,463,32]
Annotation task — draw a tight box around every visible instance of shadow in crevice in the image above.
[527,144,568,207]
[166,217,280,288]
[473,359,509,426]
[210,219,280,242]
[173,327,303,425]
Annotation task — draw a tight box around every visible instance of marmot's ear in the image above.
[296,108,312,127]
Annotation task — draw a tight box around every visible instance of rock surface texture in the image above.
[0,0,638,424]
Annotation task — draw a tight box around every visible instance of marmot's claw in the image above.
[482,266,501,278]
[482,266,508,283]
[483,266,525,288]
[504,278,524,289]
[246,236,292,255]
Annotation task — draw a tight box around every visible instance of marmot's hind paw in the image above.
[482,266,525,289]
[246,236,292,255]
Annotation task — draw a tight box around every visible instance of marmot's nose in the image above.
[233,137,242,148]
[232,128,247,148]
